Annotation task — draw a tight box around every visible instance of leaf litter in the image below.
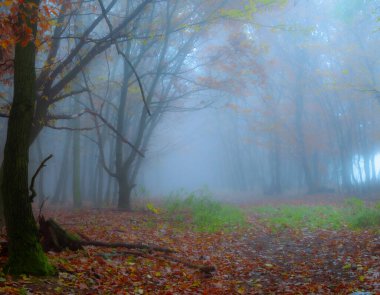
[0,206,378,294]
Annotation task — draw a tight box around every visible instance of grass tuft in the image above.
[345,197,380,229]
[251,197,380,231]
[165,190,246,232]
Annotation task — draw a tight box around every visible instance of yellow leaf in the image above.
[0,41,7,49]
[265,263,273,268]
[147,203,160,214]
[3,0,13,7]
[343,263,351,270]
[191,280,201,287]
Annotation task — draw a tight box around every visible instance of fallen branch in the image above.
[95,250,216,276]
[160,254,216,275]
[80,240,175,253]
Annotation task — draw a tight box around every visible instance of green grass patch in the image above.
[251,205,345,230]
[251,198,380,231]
[345,198,380,229]
[165,190,246,233]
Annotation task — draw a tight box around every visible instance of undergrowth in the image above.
[251,197,380,231]
[164,190,246,232]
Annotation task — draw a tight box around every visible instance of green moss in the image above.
[4,220,56,276]
[67,232,81,241]
[4,242,56,276]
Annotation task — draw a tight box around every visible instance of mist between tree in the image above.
[0,0,376,207]
[1,0,380,292]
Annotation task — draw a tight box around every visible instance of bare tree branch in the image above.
[51,88,90,103]
[97,0,151,116]
[85,108,145,157]
[46,124,98,131]
[46,110,87,121]
[29,154,53,202]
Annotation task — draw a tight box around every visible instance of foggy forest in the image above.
[0,0,379,294]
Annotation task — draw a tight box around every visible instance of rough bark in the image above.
[1,0,54,275]
[0,165,4,229]
[117,179,134,210]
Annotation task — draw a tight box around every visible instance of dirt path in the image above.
[228,215,380,294]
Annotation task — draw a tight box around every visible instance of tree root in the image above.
[1,216,216,276]
[80,240,175,253]
[38,216,175,253]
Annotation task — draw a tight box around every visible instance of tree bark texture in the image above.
[1,0,54,275]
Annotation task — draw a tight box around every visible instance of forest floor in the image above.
[0,196,379,294]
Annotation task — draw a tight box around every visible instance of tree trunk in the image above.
[1,0,54,275]
[52,131,72,204]
[270,134,282,194]
[117,179,134,210]
[72,100,82,208]
[0,165,4,230]
[295,94,315,193]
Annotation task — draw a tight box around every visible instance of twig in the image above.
[38,197,50,219]
[97,0,151,116]
[29,154,53,202]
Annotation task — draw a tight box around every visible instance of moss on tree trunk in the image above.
[1,0,54,276]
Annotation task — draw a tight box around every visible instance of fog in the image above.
[1,0,380,208]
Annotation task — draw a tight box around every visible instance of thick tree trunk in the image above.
[117,179,134,210]
[0,165,4,229]
[1,0,54,275]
